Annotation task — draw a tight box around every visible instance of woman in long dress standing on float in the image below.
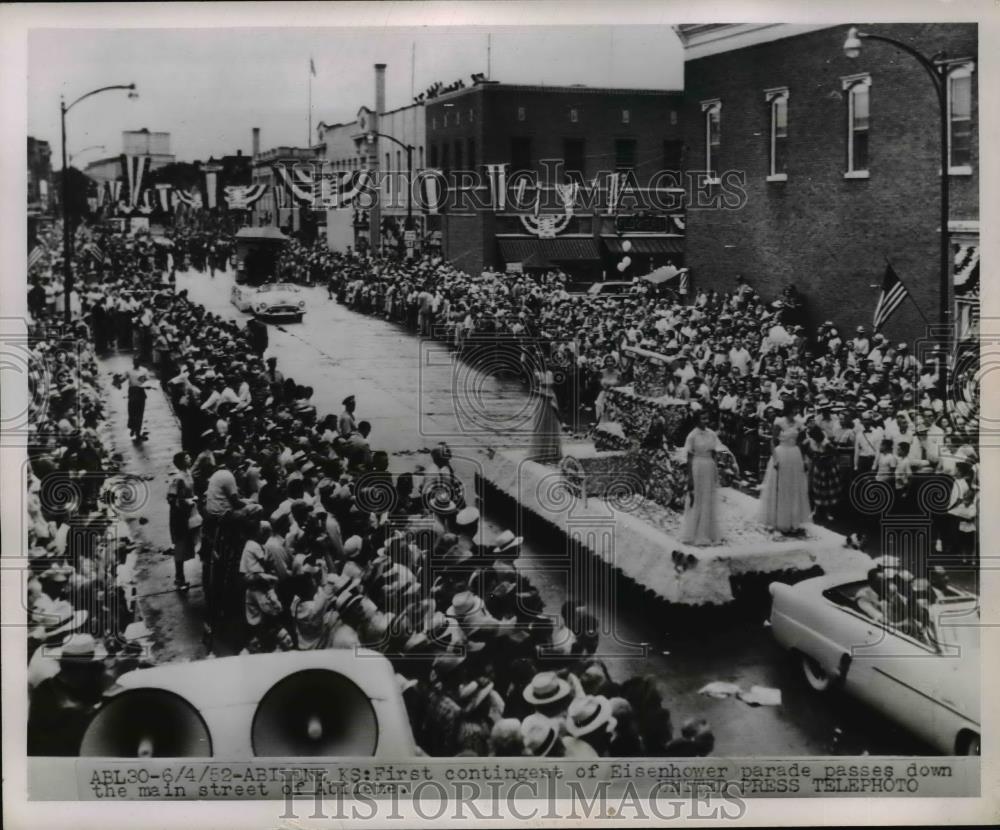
[758,401,812,533]
[679,406,723,546]
[530,368,563,462]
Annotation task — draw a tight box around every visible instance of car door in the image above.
[845,616,950,751]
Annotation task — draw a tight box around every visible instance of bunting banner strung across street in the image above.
[223,183,268,210]
[120,154,152,208]
[273,163,316,205]
[155,183,173,213]
[173,188,203,210]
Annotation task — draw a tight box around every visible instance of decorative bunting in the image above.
[223,183,268,210]
[155,183,173,212]
[120,154,152,207]
[485,163,507,211]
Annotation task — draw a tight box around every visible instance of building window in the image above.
[517,106,526,122]
[947,62,974,173]
[443,112,449,127]
[570,108,578,123]
[842,74,870,178]
[455,110,461,126]
[419,145,424,169]
[701,100,721,180]
[441,142,450,171]
[432,116,436,130]
[429,144,438,168]
[511,136,531,173]
[766,88,789,180]
[662,139,683,172]
[614,138,636,172]
[469,108,475,123]
[670,110,677,126]
[622,109,630,125]
[467,138,476,168]
[454,140,463,170]
[563,138,585,182]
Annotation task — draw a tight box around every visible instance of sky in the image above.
[28,26,684,167]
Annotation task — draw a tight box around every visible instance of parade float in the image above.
[479,344,871,612]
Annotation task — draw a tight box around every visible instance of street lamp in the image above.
[365,130,415,242]
[68,144,106,166]
[843,26,951,401]
[60,83,137,325]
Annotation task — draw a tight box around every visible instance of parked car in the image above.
[230,282,306,322]
[586,280,636,298]
[769,573,980,755]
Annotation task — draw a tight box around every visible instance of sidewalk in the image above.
[98,354,208,664]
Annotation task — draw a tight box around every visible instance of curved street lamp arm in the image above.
[370,130,413,152]
[64,83,136,114]
[856,31,946,101]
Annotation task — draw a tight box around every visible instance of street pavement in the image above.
[98,353,208,665]
[149,265,934,756]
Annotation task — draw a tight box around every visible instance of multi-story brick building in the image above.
[675,23,979,343]
[424,81,686,279]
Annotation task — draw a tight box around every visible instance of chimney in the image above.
[252,127,260,158]
[375,63,387,116]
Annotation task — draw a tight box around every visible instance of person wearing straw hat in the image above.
[522,670,575,720]
[521,712,565,757]
[421,653,467,756]
[564,694,617,756]
[28,633,110,756]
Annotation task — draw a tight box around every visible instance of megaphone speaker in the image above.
[252,669,378,756]
[77,649,414,757]
[79,688,212,757]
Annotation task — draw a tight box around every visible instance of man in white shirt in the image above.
[728,339,752,377]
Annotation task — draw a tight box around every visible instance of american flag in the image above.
[678,270,690,295]
[873,263,909,331]
[83,242,105,265]
[28,245,44,269]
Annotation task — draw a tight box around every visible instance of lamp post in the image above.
[60,83,137,325]
[366,130,415,253]
[843,26,951,401]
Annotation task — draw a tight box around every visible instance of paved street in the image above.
[129,266,933,756]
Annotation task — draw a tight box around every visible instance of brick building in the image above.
[675,23,979,343]
[425,81,686,279]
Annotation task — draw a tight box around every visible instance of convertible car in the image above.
[770,573,980,755]
[230,282,306,321]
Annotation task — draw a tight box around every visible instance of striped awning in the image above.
[497,237,600,264]
[604,236,685,255]
[954,243,980,296]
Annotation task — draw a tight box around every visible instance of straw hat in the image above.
[564,695,617,738]
[522,671,573,706]
[521,713,560,757]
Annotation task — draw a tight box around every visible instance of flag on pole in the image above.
[873,262,909,331]
[310,57,317,77]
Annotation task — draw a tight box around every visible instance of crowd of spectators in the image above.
[25,226,708,758]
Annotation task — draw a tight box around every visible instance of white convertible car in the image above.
[770,573,980,755]
[231,283,306,321]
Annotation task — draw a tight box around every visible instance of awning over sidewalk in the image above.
[497,237,601,264]
[604,236,684,255]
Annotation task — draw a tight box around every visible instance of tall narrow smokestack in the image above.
[375,63,387,117]
[252,127,260,158]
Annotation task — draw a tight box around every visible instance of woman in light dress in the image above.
[679,408,723,546]
[757,403,812,533]
[530,369,563,462]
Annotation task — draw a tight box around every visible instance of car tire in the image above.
[957,731,980,756]
[799,653,834,692]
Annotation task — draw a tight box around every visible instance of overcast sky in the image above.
[28,26,684,167]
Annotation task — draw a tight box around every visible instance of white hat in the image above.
[456,506,480,526]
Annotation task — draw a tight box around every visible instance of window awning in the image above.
[497,237,601,264]
[604,236,685,255]
[954,243,980,296]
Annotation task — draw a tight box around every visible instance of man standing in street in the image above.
[125,355,154,442]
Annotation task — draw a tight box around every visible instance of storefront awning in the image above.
[497,237,601,264]
[954,243,979,296]
[604,236,684,255]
